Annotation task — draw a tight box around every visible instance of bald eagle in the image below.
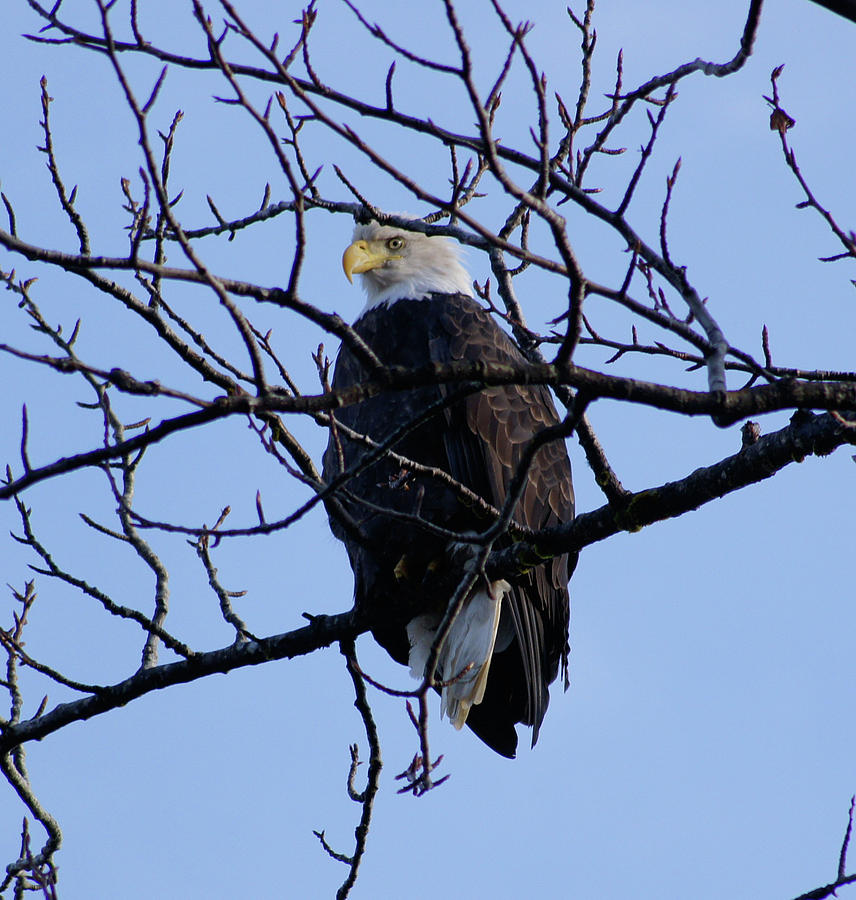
[323,221,574,758]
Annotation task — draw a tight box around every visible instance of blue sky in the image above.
[1,2,855,898]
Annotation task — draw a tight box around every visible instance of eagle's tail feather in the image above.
[406,580,510,729]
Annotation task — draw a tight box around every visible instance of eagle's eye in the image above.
[386,237,405,251]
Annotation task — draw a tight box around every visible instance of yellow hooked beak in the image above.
[342,239,402,283]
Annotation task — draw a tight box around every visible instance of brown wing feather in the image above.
[431,299,574,749]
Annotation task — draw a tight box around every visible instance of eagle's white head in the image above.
[342,221,474,312]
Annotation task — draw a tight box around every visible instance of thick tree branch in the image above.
[3,355,855,502]
[489,409,856,574]
[0,609,366,755]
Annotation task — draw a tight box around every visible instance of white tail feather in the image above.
[406,580,510,729]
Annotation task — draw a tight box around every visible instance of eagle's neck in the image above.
[360,269,473,313]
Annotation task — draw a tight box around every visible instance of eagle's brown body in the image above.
[323,282,574,757]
